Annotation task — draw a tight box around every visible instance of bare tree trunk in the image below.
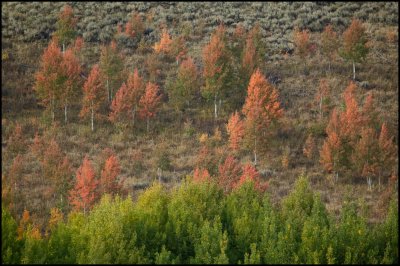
[91,104,94,132]
[352,60,356,80]
[62,43,65,54]
[147,117,150,133]
[328,61,331,73]
[132,105,136,127]
[254,137,257,166]
[214,94,218,119]
[64,104,68,124]
[319,97,323,121]
[106,78,110,103]
[51,96,55,122]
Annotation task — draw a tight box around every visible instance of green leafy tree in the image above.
[54,4,77,53]
[2,206,22,264]
[339,18,369,80]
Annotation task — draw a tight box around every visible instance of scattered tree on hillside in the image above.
[60,48,81,124]
[226,111,245,152]
[202,23,229,119]
[340,19,369,80]
[218,156,242,193]
[99,40,124,103]
[293,27,313,70]
[68,155,98,215]
[320,24,339,72]
[242,69,283,165]
[99,154,124,196]
[315,79,331,121]
[234,163,268,192]
[154,28,173,55]
[139,82,162,133]
[34,38,63,122]
[168,56,199,113]
[54,4,77,53]
[80,64,106,131]
[303,134,316,160]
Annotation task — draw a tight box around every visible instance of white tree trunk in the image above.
[91,105,94,132]
[319,97,323,121]
[107,78,110,102]
[147,117,150,133]
[214,94,218,119]
[254,137,257,166]
[64,104,68,124]
[352,60,356,80]
[62,43,65,54]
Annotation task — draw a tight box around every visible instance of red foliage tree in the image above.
[34,38,63,122]
[127,68,145,126]
[139,82,162,132]
[218,156,242,193]
[340,81,363,143]
[320,108,342,175]
[234,163,268,193]
[99,154,124,196]
[80,64,106,131]
[226,111,245,152]
[109,82,130,123]
[193,167,211,183]
[68,155,98,215]
[242,69,283,165]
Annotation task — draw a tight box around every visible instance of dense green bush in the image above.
[2,175,398,264]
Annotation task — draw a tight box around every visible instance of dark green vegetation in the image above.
[1,2,399,264]
[2,176,398,264]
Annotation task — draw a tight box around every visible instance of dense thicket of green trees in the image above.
[2,175,398,264]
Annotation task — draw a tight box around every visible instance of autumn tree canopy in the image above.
[80,64,105,131]
[340,19,369,80]
[242,69,283,165]
[68,155,98,215]
[54,4,77,52]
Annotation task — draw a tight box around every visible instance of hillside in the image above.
[1,2,399,264]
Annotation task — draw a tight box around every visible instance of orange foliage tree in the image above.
[139,82,162,133]
[80,64,106,132]
[242,69,283,165]
[68,155,98,215]
[154,28,173,55]
[226,111,245,152]
[110,69,145,126]
[202,23,229,119]
[293,27,313,70]
[320,81,397,187]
